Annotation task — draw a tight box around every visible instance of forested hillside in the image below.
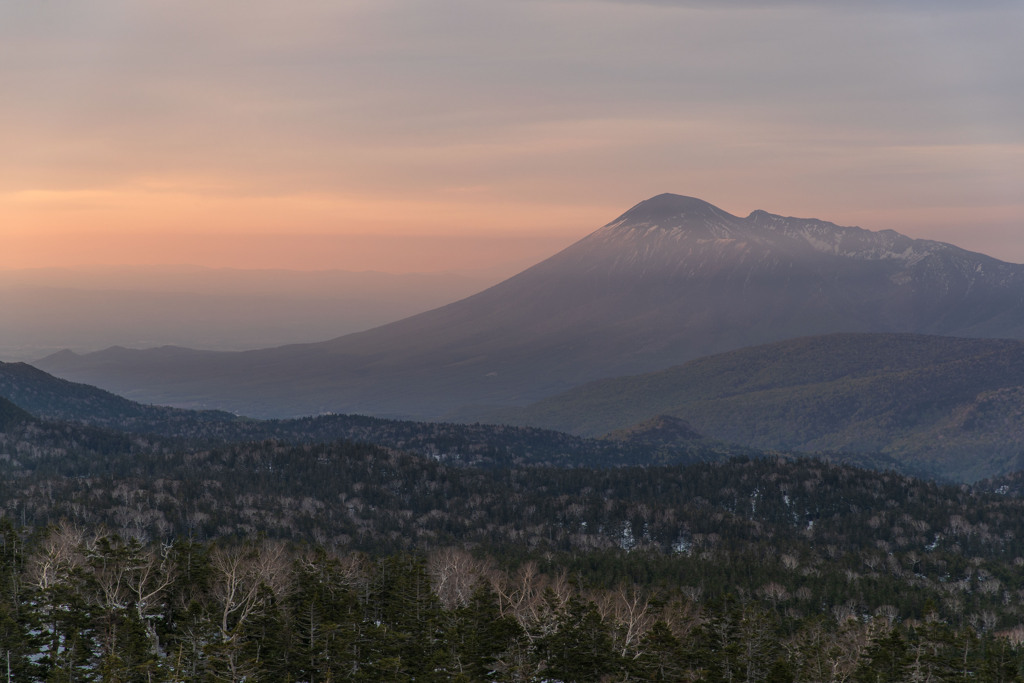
[6,387,1024,680]
[2,359,766,476]
[474,333,1024,481]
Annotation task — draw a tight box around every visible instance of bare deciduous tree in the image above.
[593,584,656,658]
[26,521,84,592]
[209,540,291,642]
[428,547,488,610]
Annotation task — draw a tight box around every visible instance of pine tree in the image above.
[854,627,910,683]
[540,595,619,682]
[362,554,447,681]
[286,550,364,682]
[629,620,691,682]
[450,581,524,681]
[0,520,35,681]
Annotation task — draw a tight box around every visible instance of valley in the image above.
[3,368,1024,680]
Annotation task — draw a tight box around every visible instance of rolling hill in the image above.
[0,360,744,471]
[472,333,1024,481]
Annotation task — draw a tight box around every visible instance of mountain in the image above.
[473,333,1024,481]
[0,360,240,431]
[35,193,1024,419]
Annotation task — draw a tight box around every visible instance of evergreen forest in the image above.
[4,380,1024,680]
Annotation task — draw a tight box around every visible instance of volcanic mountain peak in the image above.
[599,193,741,238]
[597,194,859,258]
[33,193,1024,420]
[595,195,1003,278]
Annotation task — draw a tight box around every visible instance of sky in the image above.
[2,0,1023,272]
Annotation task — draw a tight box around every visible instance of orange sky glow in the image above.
[2,1,1022,272]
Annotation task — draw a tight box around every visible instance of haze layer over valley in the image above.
[0,265,500,362]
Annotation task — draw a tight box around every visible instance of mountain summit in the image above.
[583,193,1004,280]
[610,193,736,232]
[37,194,1024,419]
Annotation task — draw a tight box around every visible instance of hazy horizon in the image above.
[5,191,1024,362]
[0,263,509,362]
[2,1,1021,273]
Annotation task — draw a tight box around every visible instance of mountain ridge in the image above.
[466,332,1024,481]
[35,194,1024,419]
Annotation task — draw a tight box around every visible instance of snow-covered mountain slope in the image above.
[36,194,1024,419]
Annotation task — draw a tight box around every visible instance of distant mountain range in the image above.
[0,360,739,471]
[35,193,1024,420]
[9,336,1024,481]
